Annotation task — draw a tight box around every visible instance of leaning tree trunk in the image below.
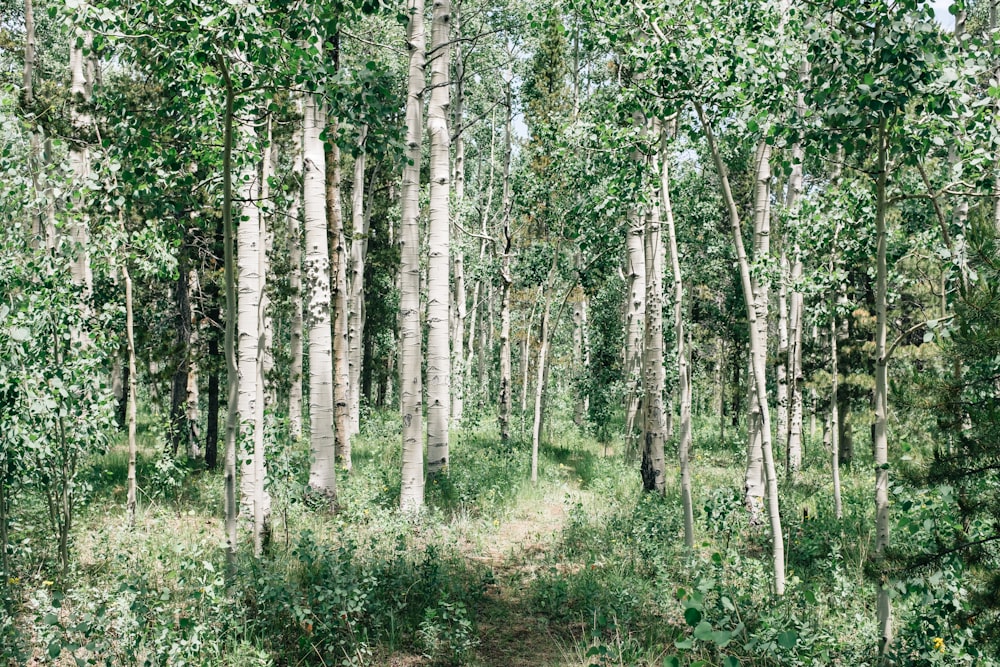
[303,93,337,502]
[400,0,426,512]
[427,0,452,474]
[661,127,694,547]
[697,102,785,596]
[327,129,352,471]
[347,127,368,437]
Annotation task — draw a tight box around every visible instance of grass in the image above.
[0,408,991,666]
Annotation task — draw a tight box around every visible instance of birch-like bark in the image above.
[873,118,892,654]
[170,251,194,456]
[531,298,551,484]
[253,118,273,554]
[303,94,337,501]
[641,150,666,495]
[237,119,262,514]
[776,250,789,452]
[498,83,514,444]
[697,102,784,596]
[347,127,368,437]
[186,268,201,459]
[327,131,352,470]
[451,0,466,423]
[661,129,693,546]
[400,0,426,512]
[830,225,843,521]
[288,109,304,441]
[68,31,93,297]
[427,0,452,473]
[124,264,138,527]
[624,205,646,457]
[785,78,806,475]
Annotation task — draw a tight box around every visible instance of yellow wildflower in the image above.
[42,580,53,587]
[932,637,945,653]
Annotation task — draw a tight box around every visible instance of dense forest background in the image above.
[1,0,999,664]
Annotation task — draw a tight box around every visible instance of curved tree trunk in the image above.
[697,102,785,596]
[427,0,452,474]
[400,0,426,512]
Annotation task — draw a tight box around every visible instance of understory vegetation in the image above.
[0,409,990,666]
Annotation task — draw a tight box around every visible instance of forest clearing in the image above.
[2,0,1000,664]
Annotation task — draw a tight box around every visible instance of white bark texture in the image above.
[328,137,352,470]
[348,127,368,437]
[125,265,138,528]
[400,0,426,512]
[697,103,785,596]
[427,0,452,473]
[624,208,646,454]
[68,35,93,297]
[451,1,466,423]
[641,160,666,495]
[498,88,513,444]
[288,111,304,441]
[303,94,337,500]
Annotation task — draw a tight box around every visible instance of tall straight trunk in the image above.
[465,115,496,400]
[830,227,843,520]
[68,34,93,297]
[219,61,239,571]
[427,0,452,473]
[288,112,304,441]
[697,102,785,596]
[520,310,532,418]
[237,119,262,513]
[661,128,693,546]
[451,0,466,423]
[624,207,646,456]
[873,118,892,654]
[22,0,45,247]
[641,147,666,495]
[327,130,352,470]
[497,85,513,445]
[253,118,273,555]
[348,127,368,437]
[186,268,201,459]
[785,81,806,475]
[400,0,426,512]
[303,93,337,501]
[124,264,138,527]
[572,295,585,426]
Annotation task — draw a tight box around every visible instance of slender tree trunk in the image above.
[124,264,138,527]
[697,102,785,596]
[660,128,693,546]
[206,245,221,470]
[327,129,352,471]
[830,229,843,521]
[498,84,513,445]
[68,32,93,298]
[186,268,201,459]
[237,119,262,514]
[776,250,789,456]
[400,0,426,511]
[288,112,304,441]
[451,0,466,424]
[21,0,45,247]
[303,93,337,502]
[785,82,806,475]
[169,251,193,456]
[252,117,273,555]
[219,60,239,572]
[873,118,892,654]
[641,144,667,495]
[624,206,646,457]
[427,0,452,473]
[348,127,368,437]
[531,297,551,484]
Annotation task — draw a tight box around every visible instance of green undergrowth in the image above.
[1,411,995,666]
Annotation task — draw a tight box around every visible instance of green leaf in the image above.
[48,642,62,659]
[684,606,703,626]
[694,621,714,641]
[663,657,681,667]
[723,657,741,667]
[711,630,733,647]
[777,630,798,649]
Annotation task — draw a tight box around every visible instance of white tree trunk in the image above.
[427,0,452,473]
[303,94,337,501]
[776,251,789,455]
[498,85,513,445]
[400,0,426,512]
[68,35,93,297]
[328,134,352,471]
[288,108,304,441]
[237,119,262,514]
[348,127,368,437]
[124,264,138,527]
[451,0,466,423]
[785,108,806,475]
[660,128,693,547]
[641,151,666,495]
[624,207,646,455]
[697,103,785,596]
[531,299,551,484]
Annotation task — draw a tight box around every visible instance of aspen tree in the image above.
[697,102,785,596]
[498,79,513,445]
[303,93,337,501]
[288,106,304,441]
[427,0,452,474]
[68,26,93,297]
[124,264,138,528]
[400,0,426,512]
[451,0,466,423]
[328,130,351,470]
[347,126,368,437]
